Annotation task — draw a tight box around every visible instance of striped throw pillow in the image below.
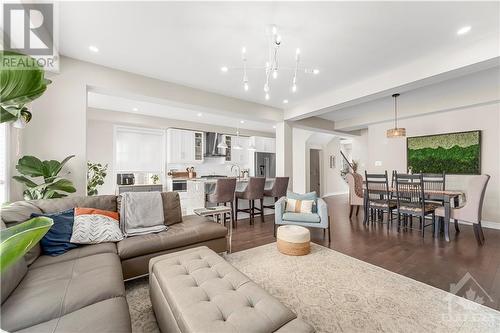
[285,198,314,214]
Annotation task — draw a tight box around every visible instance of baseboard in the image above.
[457,220,500,230]
[322,191,348,198]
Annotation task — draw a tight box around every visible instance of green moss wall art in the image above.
[407,131,481,174]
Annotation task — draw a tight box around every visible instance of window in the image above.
[113,126,165,182]
[0,123,10,204]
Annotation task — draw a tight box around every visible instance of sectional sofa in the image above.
[0,193,227,333]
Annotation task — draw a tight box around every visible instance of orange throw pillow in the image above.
[75,207,119,221]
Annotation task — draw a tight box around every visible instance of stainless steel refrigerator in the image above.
[254,152,276,178]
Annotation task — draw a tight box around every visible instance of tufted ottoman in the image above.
[149,246,314,333]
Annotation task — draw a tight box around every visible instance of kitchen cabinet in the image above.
[250,136,275,153]
[167,129,204,164]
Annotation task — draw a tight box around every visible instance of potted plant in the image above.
[87,162,108,196]
[151,174,160,184]
[12,155,76,200]
[0,51,52,127]
[0,217,53,272]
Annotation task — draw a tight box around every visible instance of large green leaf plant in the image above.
[0,51,52,125]
[13,155,77,200]
[0,217,53,272]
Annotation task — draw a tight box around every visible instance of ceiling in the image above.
[60,2,499,109]
[87,92,277,133]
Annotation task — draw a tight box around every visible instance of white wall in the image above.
[323,138,349,196]
[365,102,500,224]
[292,128,312,193]
[86,120,115,195]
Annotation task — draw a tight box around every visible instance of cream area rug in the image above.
[126,243,500,332]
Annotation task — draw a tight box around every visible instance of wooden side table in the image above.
[194,206,233,253]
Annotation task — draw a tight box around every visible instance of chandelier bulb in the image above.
[272,70,278,79]
[292,84,297,93]
[265,93,270,100]
[244,82,249,91]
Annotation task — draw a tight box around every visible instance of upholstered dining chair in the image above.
[206,178,237,227]
[274,192,331,243]
[435,174,490,245]
[346,172,364,218]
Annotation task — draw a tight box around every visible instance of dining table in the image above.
[363,187,465,242]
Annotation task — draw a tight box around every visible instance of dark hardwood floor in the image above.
[230,194,500,311]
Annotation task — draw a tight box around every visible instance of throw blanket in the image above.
[120,192,166,236]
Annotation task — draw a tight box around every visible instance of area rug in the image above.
[126,243,500,332]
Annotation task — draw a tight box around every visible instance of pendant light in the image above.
[386,93,406,138]
[233,129,242,150]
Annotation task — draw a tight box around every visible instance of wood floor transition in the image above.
[230,194,500,311]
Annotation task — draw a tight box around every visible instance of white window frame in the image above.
[112,125,166,183]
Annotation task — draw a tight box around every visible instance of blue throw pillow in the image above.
[286,191,318,213]
[31,209,78,256]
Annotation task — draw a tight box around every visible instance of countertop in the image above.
[117,183,163,187]
[167,177,275,182]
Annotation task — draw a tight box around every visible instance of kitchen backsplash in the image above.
[168,157,243,177]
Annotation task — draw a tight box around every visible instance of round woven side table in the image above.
[276,225,311,256]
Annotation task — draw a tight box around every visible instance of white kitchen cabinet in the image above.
[250,136,276,153]
[167,129,204,164]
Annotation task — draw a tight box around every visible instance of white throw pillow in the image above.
[285,198,315,214]
[71,214,124,244]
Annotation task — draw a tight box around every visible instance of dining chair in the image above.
[235,177,266,225]
[423,172,446,204]
[364,171,396,227]
[394,173,438,237]
[206,178,237,228]
[346,172,364,218]
[435,174,490,245]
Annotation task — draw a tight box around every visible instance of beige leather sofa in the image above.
[0,193,227,333]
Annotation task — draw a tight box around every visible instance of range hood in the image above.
[204,132,227,157]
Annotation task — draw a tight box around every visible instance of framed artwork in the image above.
[406,130,481,175]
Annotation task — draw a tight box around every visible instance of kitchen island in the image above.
[167,177,276,217]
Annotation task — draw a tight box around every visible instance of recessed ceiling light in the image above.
[313,69,320,75]
[132,107,138,111]
[89,45,99,53]
[221,66,228,72]
[197,112,202,117]
[273,125,277,129]
[283,99,289,104]
[240,120,245,124]
[457,26,471,35]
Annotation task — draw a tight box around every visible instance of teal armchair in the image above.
[274,196,331,243]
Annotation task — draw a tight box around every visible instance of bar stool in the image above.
[235,177,266,225]
[206,178,237,228]
[263,177,289,209]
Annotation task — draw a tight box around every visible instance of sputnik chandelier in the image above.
[220,25,320,101]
